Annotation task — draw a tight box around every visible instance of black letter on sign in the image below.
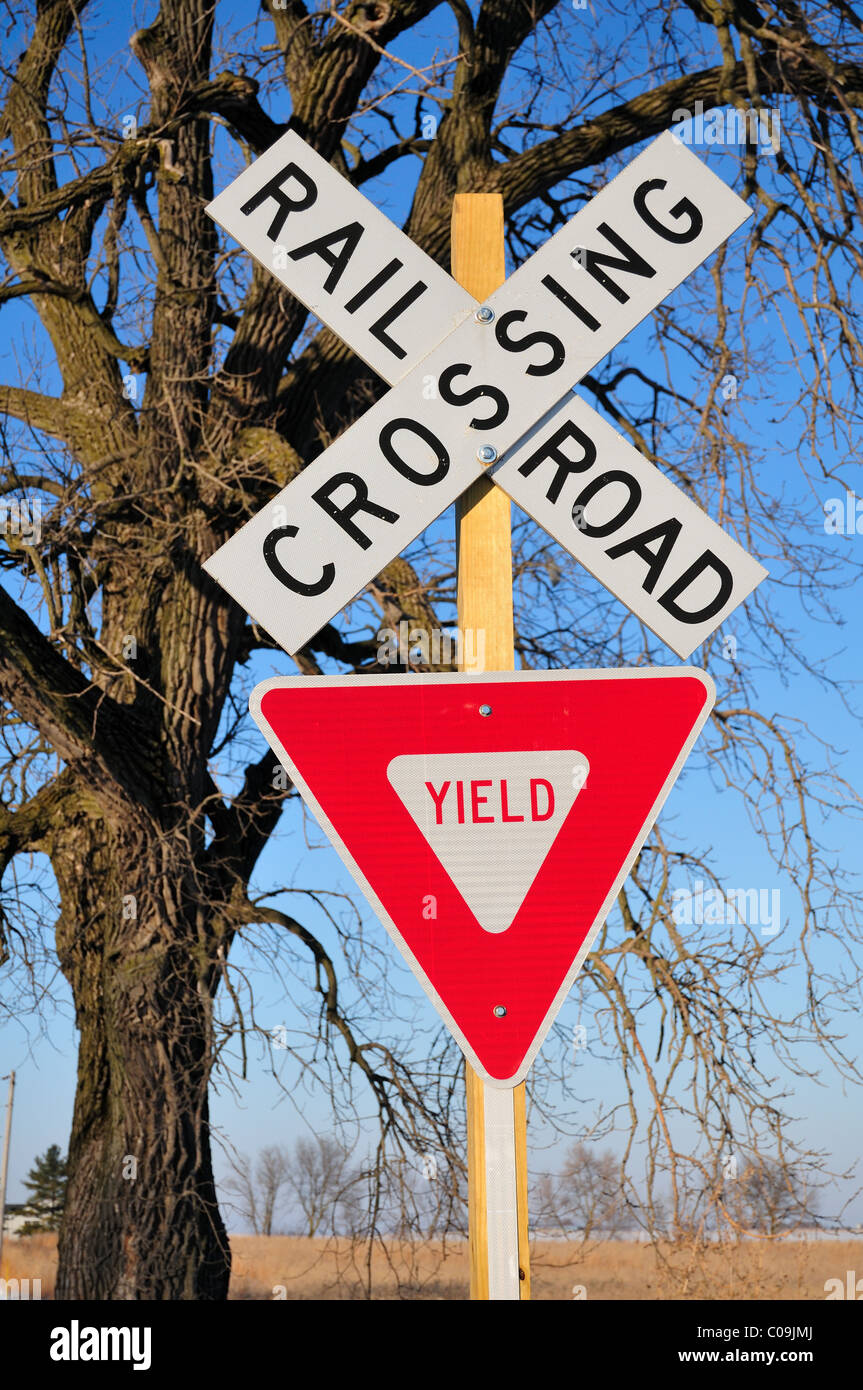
[606,517,682,593]
[657,549,734,623]
[312,474,399,550]
[541,274,601,331]
[288,222,364,293]
[494,310,566,377]
[437,364,510,430]
[633,179,704,244]
[574,223,656,304]
[379,418,450,486]
[263,525,335,596]
[344,259,402,313]
[369,282,428,361]
[572,471,642,537]
[240,163,317,241]
[518,420,597,504]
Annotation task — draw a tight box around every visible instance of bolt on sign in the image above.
[204,130,767,658]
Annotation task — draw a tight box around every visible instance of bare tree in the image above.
[722,1158,815,1236]
[284,1136,358,1237]
[222,1146,290,1236]
[0,0,862,1300]
[534,1143,623,1240]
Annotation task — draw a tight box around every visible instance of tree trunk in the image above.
[52,811,230,1299]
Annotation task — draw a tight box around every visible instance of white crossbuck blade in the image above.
[204,130,767,657]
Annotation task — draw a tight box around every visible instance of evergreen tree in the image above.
[19,1145,68,1234]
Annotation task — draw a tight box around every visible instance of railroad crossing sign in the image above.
[251,667,715,1086]
[204,129,767,658]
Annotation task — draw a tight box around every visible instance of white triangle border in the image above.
[249,666,716,1088]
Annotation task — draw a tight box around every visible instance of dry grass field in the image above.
[3,1232,861,1300]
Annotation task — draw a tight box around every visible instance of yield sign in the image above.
[251,666,715,1086]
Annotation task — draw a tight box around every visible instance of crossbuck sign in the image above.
[204,131,767,657]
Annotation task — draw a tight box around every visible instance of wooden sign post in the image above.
[451,194,530,1301]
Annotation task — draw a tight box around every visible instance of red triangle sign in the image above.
[251,668,714,1086]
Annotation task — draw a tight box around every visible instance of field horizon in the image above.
[3,1232,861,1301]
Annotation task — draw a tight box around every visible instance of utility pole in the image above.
[0,1071,15,1272]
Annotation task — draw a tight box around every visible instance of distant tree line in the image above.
[222,1137,818,1241]
[6,1136,818,1244]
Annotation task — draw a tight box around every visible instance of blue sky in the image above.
[1,0,861,1234]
